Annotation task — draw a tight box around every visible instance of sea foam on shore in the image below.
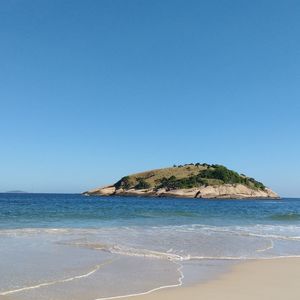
[1,194,300,299]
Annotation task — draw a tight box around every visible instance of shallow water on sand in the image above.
[1,194,300,299]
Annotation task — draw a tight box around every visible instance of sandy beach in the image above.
[2,196,300,300]
[120,258,300,300]
[1,258,300,300]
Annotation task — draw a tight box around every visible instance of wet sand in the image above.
[119,258,300,300]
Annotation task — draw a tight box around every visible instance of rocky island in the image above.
[84,163,279,199]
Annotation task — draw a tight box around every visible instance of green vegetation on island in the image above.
[114,163,266,192]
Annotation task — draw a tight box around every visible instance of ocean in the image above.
[1,193,300,300]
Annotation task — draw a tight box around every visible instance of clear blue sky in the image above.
[0,0,299,196]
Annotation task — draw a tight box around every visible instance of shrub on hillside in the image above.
[135,178,151,190]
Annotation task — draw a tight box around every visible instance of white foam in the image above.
[94,260,184,300]
[256,240,274,252]
[0,258,117,296]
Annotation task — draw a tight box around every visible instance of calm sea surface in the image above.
[1,193,300,300]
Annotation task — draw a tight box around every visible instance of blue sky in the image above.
[0,0,299,196]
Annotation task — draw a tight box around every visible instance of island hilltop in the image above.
[84,163,279,199]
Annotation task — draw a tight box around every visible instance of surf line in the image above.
[256,240,274,253]
[0,258,117,296]
[94,260,184,300]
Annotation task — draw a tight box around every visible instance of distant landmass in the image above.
[84,163,279,199]
[5,190,28,194]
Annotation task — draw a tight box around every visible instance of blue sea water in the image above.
[1,193,300,300]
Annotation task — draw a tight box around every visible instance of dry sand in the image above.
[120,258,300,300]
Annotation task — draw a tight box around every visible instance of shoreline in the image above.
[84,192,281,200]
[117,257,300,300]
[2,257,300,300]
[1,195,300,300]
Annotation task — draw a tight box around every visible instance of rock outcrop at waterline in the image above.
[84,163,279,199]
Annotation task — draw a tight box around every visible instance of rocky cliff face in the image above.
[84,183,279,199]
